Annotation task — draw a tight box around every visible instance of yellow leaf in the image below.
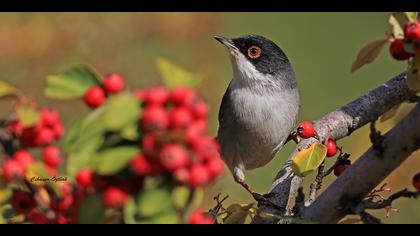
[351,39,389,72]
[406,56,420,92]
[224,210,250,224]
[292,144,327,177]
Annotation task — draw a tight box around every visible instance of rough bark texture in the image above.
[252,73,417,224]
[301,102,420,223]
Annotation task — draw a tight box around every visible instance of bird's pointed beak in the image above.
[214,35,238,51]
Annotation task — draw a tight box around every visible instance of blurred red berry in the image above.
[27,210,50,224]
[192,101,209,119]
[169,107,193,130]
[11,191,36,214]
[2,160,25,181]
[133,89,147,102]
[404,21,420,42]
[13,150,33,170]
[171,87,197,108]
[75,168,93,188]
[103,187,129,209]
[174,168,190,185]
[159,144,189,171]
[192,136,220,161]
[103,73,125,94]
[59,182,73,196]
[56,214,69,224]
[46,165,58,177]
[84,86,106,108]
[130,155,152,176]
[42,146,62,168]
[186,120,208,143]
[52,122,65,139]
[140,106,169,132]
[8,120,23,135]
[206,157,225,178]
[334,162,351,177]
[187,209,214,224]
[34,128,54,147]
[325,139,337,157]
[389,39,412,61]
[40,108,60,127]
[413,172,420,191]
[20,127,36,147]
[145,86,170,106]
[298,121,315,139]
[141,133,158,157]
[189,164,210,187]
[51,195,74,212]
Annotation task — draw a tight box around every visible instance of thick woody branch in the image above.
[301,102,420,223]
[252,73,416,224]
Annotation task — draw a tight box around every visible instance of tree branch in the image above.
[252,72,417,224]
[301,102,420,223]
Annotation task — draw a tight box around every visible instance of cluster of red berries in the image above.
[84,73,125,108]
[9,108,64,148]
[133,86,224,188]
[389,20,420,60]
[298,121,350,176]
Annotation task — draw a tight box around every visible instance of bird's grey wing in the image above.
[217,81,234,131]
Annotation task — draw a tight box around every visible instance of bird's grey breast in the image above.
[218,76,300,170]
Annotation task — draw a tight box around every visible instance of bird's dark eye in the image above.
[247,45,261,59]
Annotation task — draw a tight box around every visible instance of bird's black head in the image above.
[214,34,291,76]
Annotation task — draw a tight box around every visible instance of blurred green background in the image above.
[0,13,418,223]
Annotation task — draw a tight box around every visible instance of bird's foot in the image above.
[286,130,300,144]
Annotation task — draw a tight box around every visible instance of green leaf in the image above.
[95,146,139,175]
[292,144,327,177]
[351,39,389,72]
[407,56,420,92]
[78,194,106,224]
[124,197,142,224]
[120,122,140,141]
[0,187,12,206]
[172,186,191,210]
[102,93,140,131]
[156,57,200,89]
[138,210,178,224]
[0,81,16,98]
[405,12,417,21]
[1,204,17,223]
[138,188,172,218]
[16,104,40,127]
[223,203,255,224]
[44,65,101,99]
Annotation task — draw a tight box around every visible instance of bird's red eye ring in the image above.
[247,45,261,59]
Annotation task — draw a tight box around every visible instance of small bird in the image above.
[214,34,300,200]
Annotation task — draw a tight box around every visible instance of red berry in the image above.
[186,120,208,143]
[59,182,72,196]
[413,172,420,191]
[52,122,65,139]
[389,39,412,61]
[174,168,190,185]
[51,195,74,212]
[404,21,420,42]
[192,136,220,161]
[40,108,60,127]
[11,191,36,214]
[169,107,193,130]
[9,120,23,135]
[84,86,106,108]
[192,101,209,119]
[20,127,36,147]
[334,163,351,177]
[2,160,25,181]
[159,144,189,171]
[187,209,214,224]
[56,214,69,224]
[42,146,62,168]
[141,133,158,157]
[325,139,337,157]
[103,187,129,209]
[46,165,58,177]
[34,128,54,147]
[75,168,93,188]
[133,89,147,102]
[206,157,225,178]
[130,155,152,176]
[140,106,169,132]
[189,164,210,187]
[27,210,50,224]
[145,86,170,106]
[171,87,197,108]
[298,121,315,139]
[102,73,125,94]
[13,150,33,169]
